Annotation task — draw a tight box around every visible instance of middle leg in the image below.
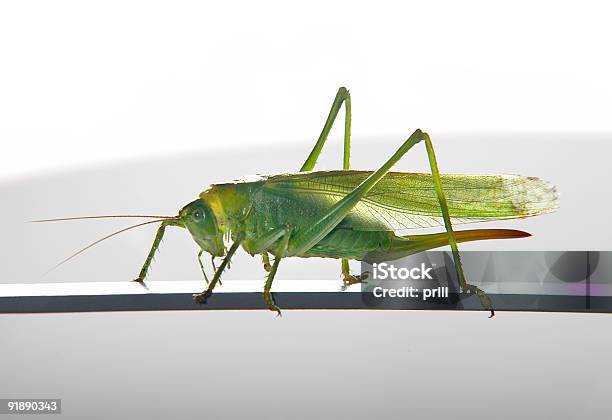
[262,227,292,316]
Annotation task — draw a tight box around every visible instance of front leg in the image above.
[193,234,244,304]
[197,250,210,284]
[133,220,177,285]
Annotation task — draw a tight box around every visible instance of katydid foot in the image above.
[463,284,495,318]
[132,277,150,290]
[263,291,282,317]
[341,271,369,291]
[193,289,213,304]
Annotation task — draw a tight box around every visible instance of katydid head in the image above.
[32,201,227,278]
[179,199,225,257]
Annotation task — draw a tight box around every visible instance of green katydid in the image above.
[35,87,559,317]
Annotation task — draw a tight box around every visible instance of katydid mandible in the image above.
[36,87,559,317]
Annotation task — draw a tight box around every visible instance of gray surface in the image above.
[2,311,611,419]
[2,250,611,314]
[1,134,611,419]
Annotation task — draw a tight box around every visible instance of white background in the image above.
[2,2,612,420]
[1,1,612,179]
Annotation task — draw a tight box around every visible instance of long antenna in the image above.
[44,218,176,275]
[30,215,173,223]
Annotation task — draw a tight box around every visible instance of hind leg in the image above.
[340,262,370,290]
[261,252,272,272]
[290,129,494,316]
[300,87,359,287]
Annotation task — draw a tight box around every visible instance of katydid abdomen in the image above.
[304,227,530,263]
[200,170,555,261]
